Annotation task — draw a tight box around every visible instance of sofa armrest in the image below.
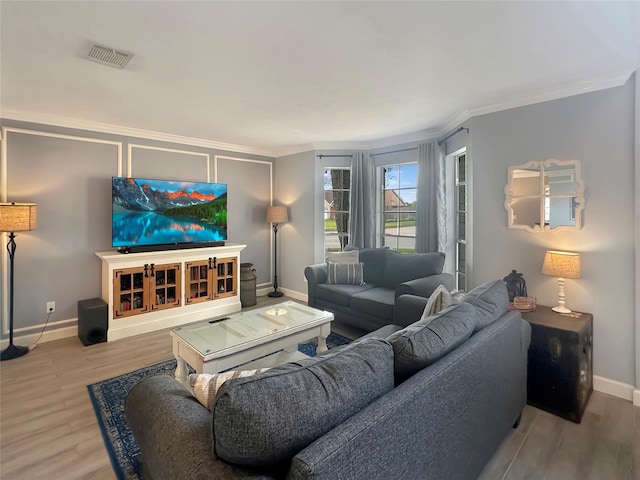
[392,294,429,327]
[125,374,275,480]
[395,273,455,299]
[304,264,327,307]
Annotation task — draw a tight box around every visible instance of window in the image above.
[544,184,551,225]
[323,168,350,254]
[455,152,467,291]
[382,163,417,252]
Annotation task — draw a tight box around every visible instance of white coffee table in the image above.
[170,301,334,382]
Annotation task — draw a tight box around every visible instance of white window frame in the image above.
[379,162,418,253]
[323,167,350,255]
[446,147,471,292]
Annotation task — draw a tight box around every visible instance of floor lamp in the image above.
[0,202,37,361]
[266,205,288,298]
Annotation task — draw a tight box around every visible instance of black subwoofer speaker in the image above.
[78,298,108,346]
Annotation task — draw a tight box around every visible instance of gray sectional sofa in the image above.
[125,280,531,480]
[304,247,455,332]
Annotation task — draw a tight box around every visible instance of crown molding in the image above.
[467,69,635,119]
[296,69,636,153]
[312,141,372,151]
[367,128,441,150]
[272,141,374,157]
[438,109,472,140]
[3,70,635,159]
[272,143,317,157]
[0,109,277,158]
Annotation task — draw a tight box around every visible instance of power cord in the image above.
[28,311,52,351]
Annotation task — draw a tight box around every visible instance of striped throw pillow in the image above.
[189,369,269,410]
[420,284,454,321]
[326,261,364,285]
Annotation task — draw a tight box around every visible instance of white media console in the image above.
[95,244,246,341]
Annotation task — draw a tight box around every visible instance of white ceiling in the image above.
[1,1,638,157]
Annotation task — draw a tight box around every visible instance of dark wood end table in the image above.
[520,305,593,423]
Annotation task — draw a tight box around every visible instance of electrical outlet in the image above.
[46,301,55,313]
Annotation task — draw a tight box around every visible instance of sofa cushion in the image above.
[316,283,374,307]
[350,286,396,320]
[326,261,364,285]
[211,337,394,468]
[387,302,477,382]
[326,250,359,264]
[360,323,404,340]
[381,250,445,289]
[461,279,509,332]
[356,247,388,284]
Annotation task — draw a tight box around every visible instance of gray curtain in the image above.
[349,152,376,248]
[415,141,446,253]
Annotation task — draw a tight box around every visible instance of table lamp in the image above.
[266,205,288,298]
[0,202,37,360]
[542,250,581,314]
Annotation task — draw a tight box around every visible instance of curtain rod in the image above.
[316,154,352,159]
[437,126,469,146]
[371,147,417,157]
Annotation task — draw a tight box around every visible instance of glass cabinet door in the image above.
[114,267,149,317]
[215,257,237,299]
[150,263,181,311]
[185,260,213,304]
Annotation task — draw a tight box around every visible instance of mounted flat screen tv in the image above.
[112,177,227,252]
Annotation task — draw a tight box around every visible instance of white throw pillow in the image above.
[189,369,269,410]
[420,284,454,322]
[325,250,359,264]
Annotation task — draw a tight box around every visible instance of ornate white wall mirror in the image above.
[504,159,585,232]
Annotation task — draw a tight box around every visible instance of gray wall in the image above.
[273,150,316,295]
[0,121,274,339]
[465,79,636,386]
[5,131,116,325]
[217,157,272,289]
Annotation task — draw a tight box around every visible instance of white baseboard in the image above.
[0,322,78,350]
[256,287,308,303]
[593,375,636,402]
[256,287,272,297]
[278,288,307,302]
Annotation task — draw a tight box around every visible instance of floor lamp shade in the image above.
[1,202,37,361]
[542,250,581,313]
[266,206,288,224]
[0,203,38,232]
[266,206,288,297]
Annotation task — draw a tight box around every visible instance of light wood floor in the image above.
[1,296,638,480]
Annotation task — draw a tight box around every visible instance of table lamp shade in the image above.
[0,203,37,232]
[542,250,581,279]
[266,206,288,224]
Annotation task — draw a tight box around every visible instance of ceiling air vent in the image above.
[85,44,133,69]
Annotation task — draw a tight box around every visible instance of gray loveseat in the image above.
[125,280,530,480]
[304,247,455,332]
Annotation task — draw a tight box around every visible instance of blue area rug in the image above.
[87,332,351,480]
